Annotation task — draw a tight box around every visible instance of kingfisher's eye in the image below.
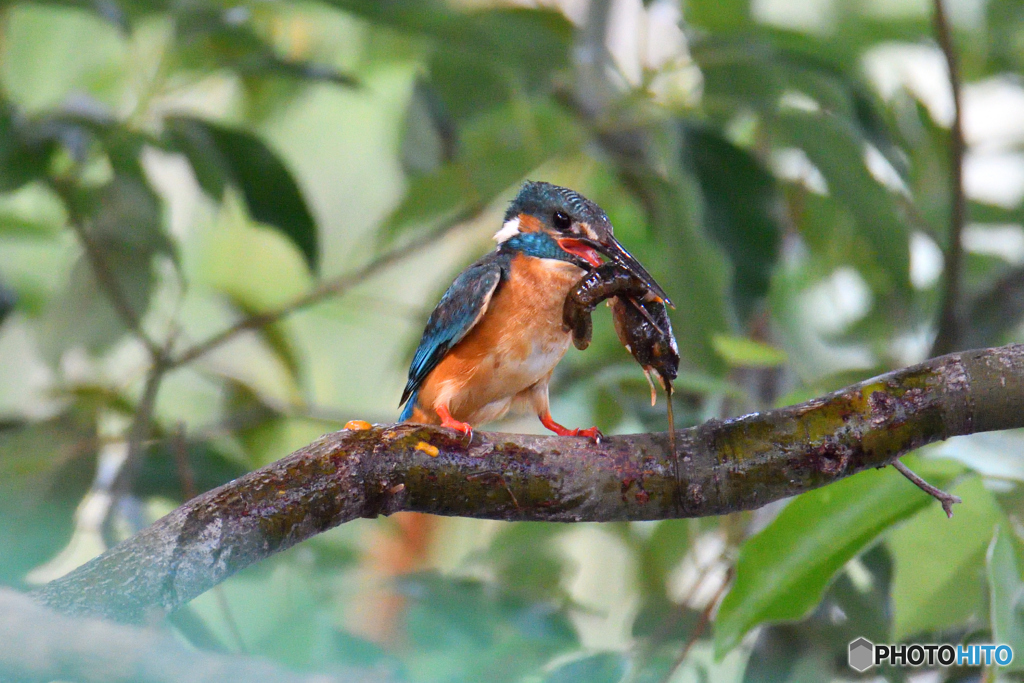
[553,211,572,231]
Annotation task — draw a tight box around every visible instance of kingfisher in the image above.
[398,181,670,440]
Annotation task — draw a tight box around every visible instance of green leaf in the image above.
[632,597,700,639]
[632,654,685,683]
[382,101,581,241]
[77,174,171,254]
[684,0,750,32]
[0,183,66,238]
[38,253,150,358]
[0,275,14,325]
[740,543,894,682]
[0,4,126,114]
[39,175,165,359]
[683,125,782,314]
[544,652,628,683]
[487,521,570,599]
[988,0,1024,72]
[593,385,625,433]
[646,519,690,588]
[673,370,747,399]
[711,334,788,368]
[691,39,784,113]
[174,8,358,88]
[714,463,945,658]
[327,1,571,86]
[135,439,248,502]
[322,0,454,35]
[199,194,313,314]
[623,172,731,373]
[400,571,578,682]
[0,414,96,585]
[962,263,1024,350]
[0,100,52,192]
[401,80,456,176]
[987,526,1024,671]
[166,116,319,272]
[926,432,1024,483]
[771,111,909,286]
[889,476,1002,640]
[630,519,694,639]
[425,7,571,120]
[332,629,406,675]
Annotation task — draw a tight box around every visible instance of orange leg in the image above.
[436,404,473,440]
[539,411,602,442]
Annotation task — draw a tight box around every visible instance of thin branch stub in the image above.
[892,459,962,518]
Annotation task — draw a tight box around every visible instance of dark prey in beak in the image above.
[579,236,673,307]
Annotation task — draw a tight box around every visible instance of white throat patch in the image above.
[493,216,520,244]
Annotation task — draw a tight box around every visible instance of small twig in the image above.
[892,459,961,518]
[930,0,967,357]
[659,568,732,683]
[110,360,167,498]
[102,358,169,546]
[169,211,478,369]
[171,423,197,501]
[626,541,724,683]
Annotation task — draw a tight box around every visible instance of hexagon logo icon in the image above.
[848,637,875,672]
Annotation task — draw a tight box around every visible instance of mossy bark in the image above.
[36,344,1024,624]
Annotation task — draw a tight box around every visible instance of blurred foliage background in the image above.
[3,0,1024,680]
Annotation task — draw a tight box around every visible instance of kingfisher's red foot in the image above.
[436,404,473,441]
[539,412,603,443]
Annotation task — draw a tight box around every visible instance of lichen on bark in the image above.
[34,344,1024,625]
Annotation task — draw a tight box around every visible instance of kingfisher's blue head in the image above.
[495,181,671,304]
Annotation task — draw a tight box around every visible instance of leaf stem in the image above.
[659,569,732,683]
[101,357,169,545]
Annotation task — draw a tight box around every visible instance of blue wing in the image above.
[399,258,505,410]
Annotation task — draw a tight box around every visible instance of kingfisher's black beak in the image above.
[587,236,673,307]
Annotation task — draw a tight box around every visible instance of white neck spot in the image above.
[493,217,520,244]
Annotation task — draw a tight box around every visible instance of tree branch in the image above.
[660,569,731,683]
[0,589,380,683]
[168,214,476,369]
[110,359,167,501]
[930,0,968,357]
[36,344,1024,624]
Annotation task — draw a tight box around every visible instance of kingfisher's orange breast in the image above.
[414,254,585,424]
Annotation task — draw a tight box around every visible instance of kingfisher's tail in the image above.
[398,390,418,422]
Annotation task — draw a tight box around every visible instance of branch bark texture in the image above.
[36,345,1024,624]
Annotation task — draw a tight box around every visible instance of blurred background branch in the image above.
[168,209,479,368]
[929,0,967,357]
[0,588,382,683]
